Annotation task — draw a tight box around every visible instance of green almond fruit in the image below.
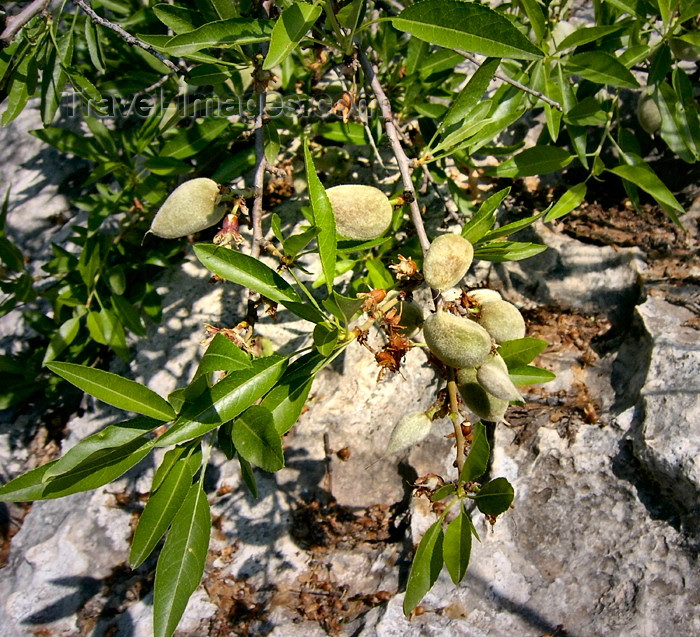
[637,93,661,135]
[476,353,523,403]
[423,310,492,369]
[423,234,474,292]
[466,288,502,305]
[325,184,393,240]
[457,367,509,422]
[149,177,224,239]
[386,412,432,454]
[397,300,424,337]
[475,300,526,344]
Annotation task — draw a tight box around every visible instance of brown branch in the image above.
[357,47,431,257]
[1,0,50,48]
[447,367,465,478]
[72,0,180,74]
[250,91,266,260]
[459,51,563,111]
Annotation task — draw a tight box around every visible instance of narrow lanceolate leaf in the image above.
[488,146,573,178]
[232,405,284,472]
[263,2,323,69]
[42,315,81,365]
[46,362,176,421]
[544,183,587,222]
[460,421,489,483]
[442,57,500,128]
[130,457,195,568]
[0,437,154,502]
[194,333,252,379]
[508,365,556,386]
[153,482,210,637]
[41,31,74,125]
[160,19,273,56]
[462,187,510,243]
[392,1,542,60]
[260,351,329,435]
[443,503,472,585]
[303,141,336,294]
[473,241,547,262]
[497,337,548,368]
[608,164,684,226]
[475,477,515,515]
[155,356,288,447]
[403,520,444,615]
[194,244,300,304]
[43,416,159,481]
[565,51,639,89]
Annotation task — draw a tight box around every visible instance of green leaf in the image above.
[461,187,510,243]
[30,127,102,161]
[263,2,322,69]
[194,333,252,379]
[442,57,500,129]
[130,456,195,568]
[42,315,81,365]
[43,416,159,481]
[565,51,639,89]
[473,241,547,262]
[260,351,329,435]
[160,119,229,159]
[232,405,284,472]
[443,503,472,585]
[475,477,514,515]
[84,19,105,74]
[313,322,338,357]
[430,484,457,502]
[304,141,336,294]
[508,365,556,386]
[161,19,272,56]
[487,146,573,178]
[322,291,363,326]
[2,51,37,127]
[498,337,548,367]
[153,3,199,33]
[193,244,325,323]
[238,454,258,498]
[607,164,684,226]
[283,225,320,259]
[0,438,153,502]
[151,446,188,493]
[655,82,697,163]
[544,183,587,222]
[431,100,493,156]
[460,421,489,483]
[111,295,147,337]
[336,237,391,253]
[186,63,230,86]
[564,97,608,127]
[555,24,628,51]
[316,122,369,145]
[479,210,545,243]
[403,520,444,615]
[42,32,74,125]
[46,362,176,421]
[153,482,210,637]
[392,1,542,60]
[155,356,288,447]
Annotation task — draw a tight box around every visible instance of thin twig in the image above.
[72,0,180,74]
[1,0,50,47]
[459,51,563,111]
[357,47,431,256]
[447,368,465,478]
[250,91,266,260]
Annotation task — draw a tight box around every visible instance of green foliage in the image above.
[0,0,696,633]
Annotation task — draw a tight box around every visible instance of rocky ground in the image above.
[1,105,699,637]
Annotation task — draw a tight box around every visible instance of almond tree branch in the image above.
[250,90,267,261]
[72,0,180,74]
[1,0,51,47]
[357,47,431,257]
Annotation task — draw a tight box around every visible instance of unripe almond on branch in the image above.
[325,184,393,240]
[456,367,509,422]
[466,288,502,305]
[423,310,492,369]
[476,352,523,403]
[475,300,526,344]
[386,412,432,454]
[637,93,661,135]
[149,178,224,239]
[422,234,474,291]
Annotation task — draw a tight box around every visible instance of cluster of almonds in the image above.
[148,179,528,455]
